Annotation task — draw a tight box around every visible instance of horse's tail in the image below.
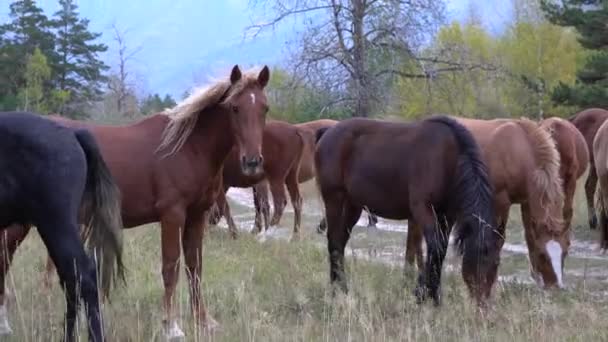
[518,118,565,225]
[426,116,500,294]
[594,176,608,250]
[315,126,331,143]
[75,129,125,299]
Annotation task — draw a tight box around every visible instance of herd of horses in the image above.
[0,65,606,341]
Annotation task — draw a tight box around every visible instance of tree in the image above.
[541,0,608,108]
[51,0,109,114]
[0,0,55,109]
[106,24,142,116]
[140,93,177,115]
[18,47,51,113]
[248,0,448,117]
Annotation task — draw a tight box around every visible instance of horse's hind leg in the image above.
[216,188,238,239]
[324,192,361,293]
[269,180,288,226]
[0,224,30,335]
[585,166,598,229]
[285,170,303,241]
[405,220,425,273]
[411,204,450,306]
[252,182,270,233]
[37,220,103,342]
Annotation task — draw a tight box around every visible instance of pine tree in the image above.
[541,0,608,108]
[0,0,55,109]
[51,0,109,112]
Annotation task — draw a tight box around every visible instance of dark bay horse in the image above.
[210,120,305,239]
[540,117,589,231]
[568,108,608,229]
[407,117,567,289]
[0,112,124,342]
[314,115,500,306]
[0,65,270,338]
[591,119,608,250]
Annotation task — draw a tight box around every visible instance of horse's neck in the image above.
[186,108,234,171]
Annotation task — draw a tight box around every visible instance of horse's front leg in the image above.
[159,207,186,339]
[183,209,219,332]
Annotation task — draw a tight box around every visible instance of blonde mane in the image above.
[518,118,565,231]
[156,67,263,156]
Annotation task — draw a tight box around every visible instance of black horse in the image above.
[314,115,500,306]
[0,112,124,342]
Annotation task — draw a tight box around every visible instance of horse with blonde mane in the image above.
[0,65,270,339]
[592,119,608,250]
[405,117,567,289]
[568,108,608,230]
[540,117,589,231]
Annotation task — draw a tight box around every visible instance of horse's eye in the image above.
[232,105,239,113]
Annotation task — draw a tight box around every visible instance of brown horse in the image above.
[406,117,567,289]
[592,119,608,250]
[315,115,500,306]
[568,108,608,229]
[540,117,589,231]
[210,120,305,239]
[0,65,270,338]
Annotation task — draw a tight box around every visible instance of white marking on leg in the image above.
[250,92,256,104]
[546,240,564,288]
[164,319,184,340]
[0,304,12,335]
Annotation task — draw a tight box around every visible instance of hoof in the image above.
[589,215,598,230]
[290,233,300,242]
[0,305,12,336]
[201,315,221,333]
[162,320,185,340]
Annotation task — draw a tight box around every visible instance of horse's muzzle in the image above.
[241,155,264,176]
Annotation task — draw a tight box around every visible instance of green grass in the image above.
[2,174,607,341]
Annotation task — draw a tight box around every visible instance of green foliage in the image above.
[266,67,350,123]
[541,0,608,109]
[391,16,583,119]
[17,48,51,113]
[140,93,177,115]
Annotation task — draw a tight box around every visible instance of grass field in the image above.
[3,176,608,341]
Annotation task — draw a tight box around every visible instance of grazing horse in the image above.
[406,117,567,289]
[0,65,270,338]
[314,115,500,306]
[540,117,589,231]
[210,120,305,239]
[592,119,608,250]
[0,112,124,342]
[568,108,608,229]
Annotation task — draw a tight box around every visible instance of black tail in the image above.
[315,127,331,143]
[426,116,500,296]
[75,129,125,299]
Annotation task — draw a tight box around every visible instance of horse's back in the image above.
[542,117,589,178]
[315,117,459,219]
[571,108,608,155]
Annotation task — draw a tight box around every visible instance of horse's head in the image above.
[222,65,270,176]
[526,214,569,290]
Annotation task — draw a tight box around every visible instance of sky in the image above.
[1,0,515,99]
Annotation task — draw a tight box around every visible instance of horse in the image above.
[314,115,500,306]
[568,108,608,230]
[209,120,305,240]
[591,119,608,250]
[405,117,567,289]
[0,65,270,339]
[0,111,124,342]
[540,117,589,231]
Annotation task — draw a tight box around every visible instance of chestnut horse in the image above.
[406,117,567,289]
[210,120,305,239]
[315,115,500,306]
[568,108,608,230]
[0,65,270,338]
[540,117,589,231]
[591,119,608,250]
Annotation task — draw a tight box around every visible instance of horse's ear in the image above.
[258,65,270,88]
[230,65,242,84]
